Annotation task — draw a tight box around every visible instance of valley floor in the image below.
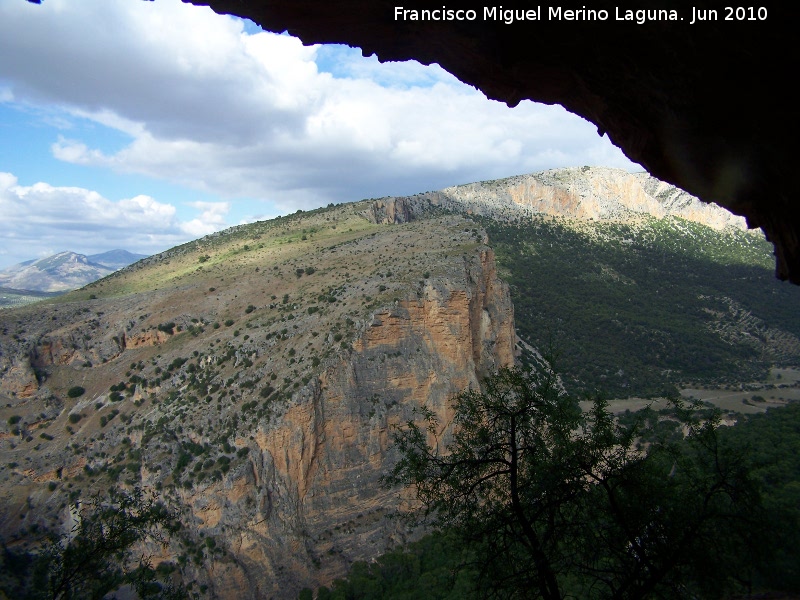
[580,367,800,417]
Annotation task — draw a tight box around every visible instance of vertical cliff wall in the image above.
[173,247,515,597]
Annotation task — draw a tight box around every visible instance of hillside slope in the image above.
[0,200,513,597]
[380,167,800,397]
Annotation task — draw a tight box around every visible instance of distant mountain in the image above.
[88,249,148,271]
[0,249,147,293]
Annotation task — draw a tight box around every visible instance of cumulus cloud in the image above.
[0,0,638,215]
[181,201,231,237]
[0,171,229,267]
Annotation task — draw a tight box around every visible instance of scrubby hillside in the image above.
[0,199,514,597]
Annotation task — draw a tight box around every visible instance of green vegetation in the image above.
[327,392,800,599]
[0,487,194,599]
[302,532,477,600]
[157,322,177,335]
[0,287,63,309]
[719,403,800,590]
[479,215,800,396]
[66,386,85,398]
[319,367,789,599]
[388,367,764,598]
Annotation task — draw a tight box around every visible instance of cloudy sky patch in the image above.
[0,171,230,262]
[0,0,638,269]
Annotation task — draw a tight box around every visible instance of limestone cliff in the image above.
[178,246,515,597]
[0,202,514,598]
[410,166,748,231]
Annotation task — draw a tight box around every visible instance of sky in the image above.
[0,0,640,270]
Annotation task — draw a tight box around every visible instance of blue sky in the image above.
[0,0,638,270]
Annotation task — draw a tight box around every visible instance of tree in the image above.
[0,487,193,600]
[385,366,765,599]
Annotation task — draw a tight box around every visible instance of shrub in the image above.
[224,319,234,327]
[157,322,176,335]
[7,415,21,426]
[68,414,82,425]
[168,357,187,371]
[67,386,86,398]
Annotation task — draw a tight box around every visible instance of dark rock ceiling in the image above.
[70,1,800,281]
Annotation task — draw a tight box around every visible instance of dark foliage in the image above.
[0,487,193,600]
[479,216,800,396]
[383,367,768,599]
[719,403,800,591]
[306,531,478,600]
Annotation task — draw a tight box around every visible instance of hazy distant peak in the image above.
[88,249,148,271]
[0,249,147,293]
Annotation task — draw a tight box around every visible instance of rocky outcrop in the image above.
[414,167,748,230]
[177,248,515,596]
[0,357,39,398]
[363,196,425,224]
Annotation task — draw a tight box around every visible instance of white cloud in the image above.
[0,0,638,214]
[0,171,229,266]
[181,201,231,237]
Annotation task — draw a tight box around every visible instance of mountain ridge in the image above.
[0,249,148,293]
[401,166,749,231]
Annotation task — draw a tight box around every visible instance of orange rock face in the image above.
[185,247,516,596]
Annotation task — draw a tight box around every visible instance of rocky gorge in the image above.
[0,167,793,598]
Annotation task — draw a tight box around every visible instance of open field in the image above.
[0,287,62,309]
[580,368,800,416]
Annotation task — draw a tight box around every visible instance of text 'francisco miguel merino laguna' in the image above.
[394,6,767,25]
